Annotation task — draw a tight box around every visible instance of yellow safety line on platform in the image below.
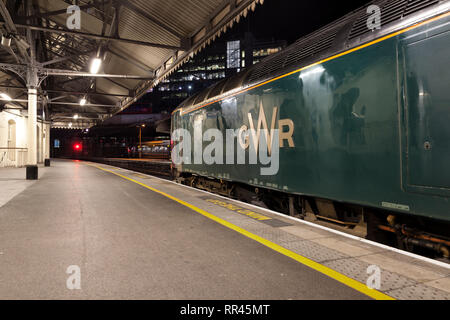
[89,163,395,300]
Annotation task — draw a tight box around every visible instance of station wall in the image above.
[0,107,50,168]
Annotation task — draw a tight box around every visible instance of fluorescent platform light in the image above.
[0,93,12,101]
[90,58,102,74]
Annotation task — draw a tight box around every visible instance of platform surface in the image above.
[0,165,48,208]
[0,160,449,300]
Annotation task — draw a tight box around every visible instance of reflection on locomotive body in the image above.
[133,140,171,160]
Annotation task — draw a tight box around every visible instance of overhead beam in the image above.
[0,0,30,62]
[49,95,68,102]
[0,84,131,97]
[44,88,130,98]
[41,50,96,66]
[0,84,26,90]
[1,42,21,63]
[51,112,108,116]
[0,97,116,108]
[4,23,184,50]
[51,116,102,120]
[20,4,96,19]
[47,101,117,107]
[0,1,18,33]
[46,31,98,53]
[0,63,153,79]
[43,68,154,79]
[44,46,92,70]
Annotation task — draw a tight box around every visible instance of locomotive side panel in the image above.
[171,16,450,223]
[174,38,403,213]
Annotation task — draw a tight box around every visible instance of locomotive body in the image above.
[171,1,450,254]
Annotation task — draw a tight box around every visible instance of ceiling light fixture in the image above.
[0,93,12,101]
[90,58,102,74]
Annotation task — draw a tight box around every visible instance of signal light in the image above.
[73,143,82,151]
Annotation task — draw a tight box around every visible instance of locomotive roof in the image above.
[175,0,448,114]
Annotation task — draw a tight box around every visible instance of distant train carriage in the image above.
[139,140,171,160]
[171,1,450,258]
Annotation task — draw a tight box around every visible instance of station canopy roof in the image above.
[0,0,264,128]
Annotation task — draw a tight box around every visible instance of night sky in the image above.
[233,0,371,44]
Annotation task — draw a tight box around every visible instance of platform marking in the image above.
[89,163,394,300]
[204,198,292,228]
[205,199,271,221]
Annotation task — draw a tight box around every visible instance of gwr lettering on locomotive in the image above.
[171,102,294,175]
[239,103,295,153]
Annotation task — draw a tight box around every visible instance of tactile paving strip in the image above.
[324,258,417,292]
[260,218,292,228]
[386,283,450,300]
[280,240,348,262]
[248,226,305,244]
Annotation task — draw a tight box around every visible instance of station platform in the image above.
[0,159,449,300]
[0,164,49,208]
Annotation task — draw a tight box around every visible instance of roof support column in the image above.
[43,99,51,167]
[26,66,39,180]
[44,123,50,167]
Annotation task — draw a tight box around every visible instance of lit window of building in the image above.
[227,40,240,69]
[253,47,282,57]
[140,33,286,114]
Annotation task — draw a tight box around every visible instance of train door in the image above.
[401,23,450,196]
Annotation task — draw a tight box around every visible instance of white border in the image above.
[93,161,450,270]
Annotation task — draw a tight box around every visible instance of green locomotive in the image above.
[171,0,450,258]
